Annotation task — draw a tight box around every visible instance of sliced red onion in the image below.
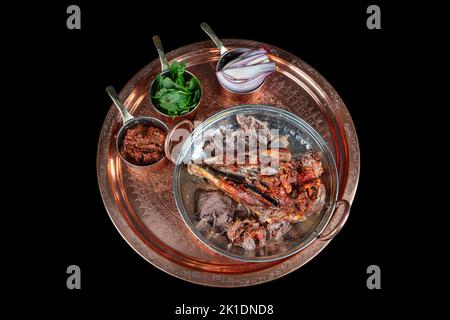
[223,53,270,70]
[238,48,267,59]
[220,71,248,83]
[222,48,268,70]
[222,63,276,80]
[216,47,275,93]
[217,71,272,93]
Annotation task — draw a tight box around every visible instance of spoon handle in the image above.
[200,22,228,55]
[152,35,170,71]
[106,86,134,123]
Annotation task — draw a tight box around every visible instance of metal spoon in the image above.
[201,22,251,70]
[106,86,134,123]
[152,35,169,71]
[200,22,228,56]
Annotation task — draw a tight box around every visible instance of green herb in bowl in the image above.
[151,61,201,116]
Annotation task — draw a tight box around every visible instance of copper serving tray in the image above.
[97,39,360,287]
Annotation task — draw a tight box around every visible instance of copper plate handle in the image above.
[318,199,351,241]
[164,120,194,164]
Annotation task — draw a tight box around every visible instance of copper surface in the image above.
[97,39,360,287]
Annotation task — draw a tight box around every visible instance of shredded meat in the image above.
[190,115,325,251]
[197,191,234,233]
[227,218,267,250]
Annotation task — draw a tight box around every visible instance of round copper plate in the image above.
[97,39,360,287]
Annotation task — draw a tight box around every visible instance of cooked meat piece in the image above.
[236,114,271,135]
[226,218,267,250]
[267,221,291,239]
[188,164,273,209]
[297,152,324,183]
[197,191,234,233]
[234,203,252,220]
[241,236,257,251]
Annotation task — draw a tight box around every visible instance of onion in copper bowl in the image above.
[216,48,276,93]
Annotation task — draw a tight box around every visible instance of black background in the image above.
[11,0,425,316]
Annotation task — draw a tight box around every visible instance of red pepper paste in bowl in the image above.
[120,124,166,166]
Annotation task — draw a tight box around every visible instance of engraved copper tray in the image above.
[97,39,360,287]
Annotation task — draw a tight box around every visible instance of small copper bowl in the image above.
[116,117,169,173]
[201,23,269,94]
[149,35,202,119]
[149,69,202,119]
[106,86,169,173]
